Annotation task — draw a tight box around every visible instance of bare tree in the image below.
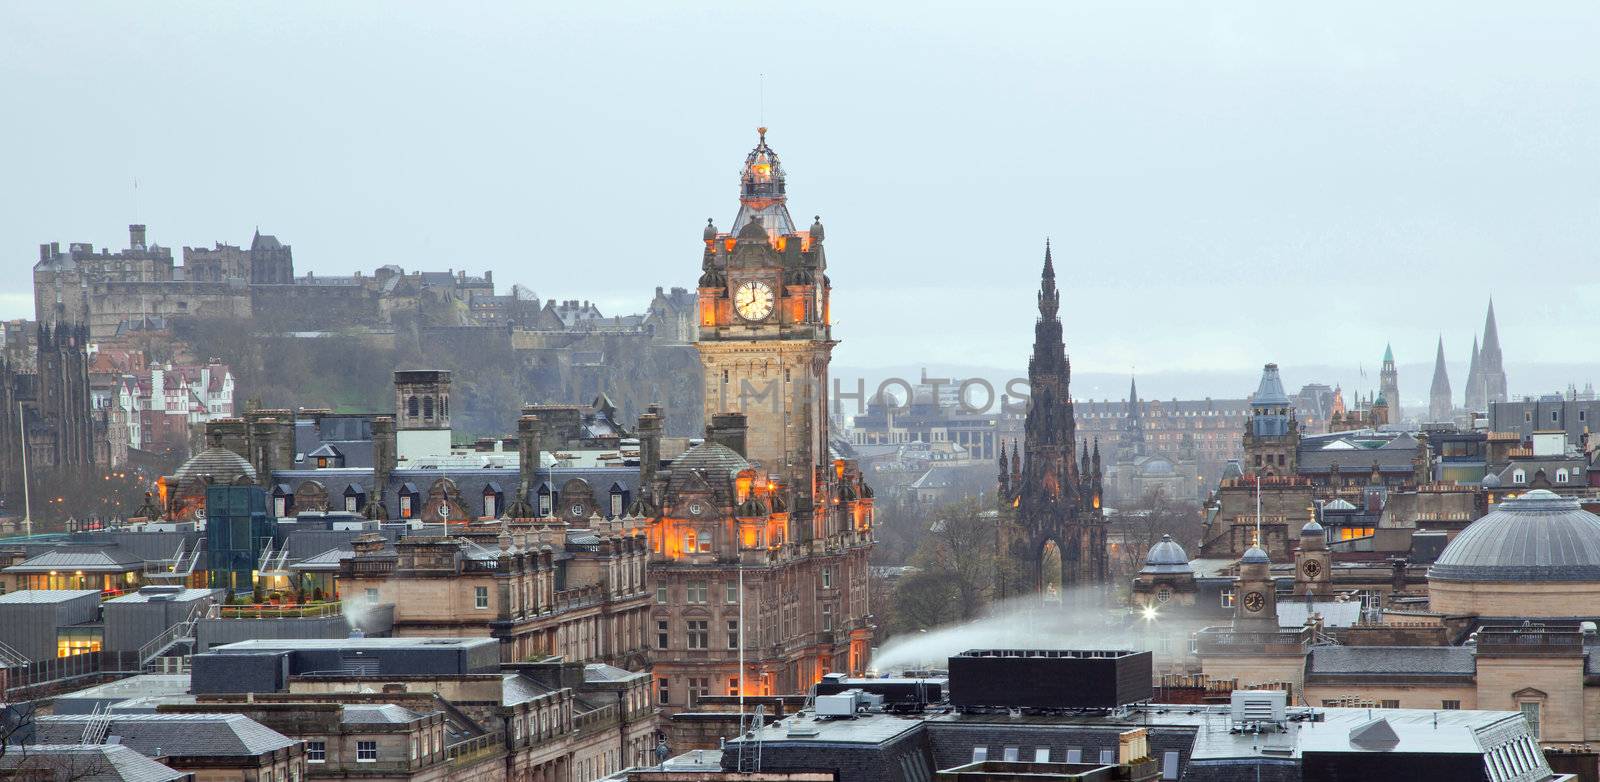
[1110,487,1203,575]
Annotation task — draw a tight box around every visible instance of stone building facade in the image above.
[339,524,653,669]
[996,245,1108,598]
[643,129,875,717]
[0,317,99,505]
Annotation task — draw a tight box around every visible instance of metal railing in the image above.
[211,601,344,620]
[136,601,205,668]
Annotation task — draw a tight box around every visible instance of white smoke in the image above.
[871,589,1182,674]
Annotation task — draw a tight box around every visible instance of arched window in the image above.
[423,397,435,419]
[407,396,419,417]
[684,529,697,553]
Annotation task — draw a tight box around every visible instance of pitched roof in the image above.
[341,704,427,725]
[1306,646,1476,677]
[4,547,143,574]
[36,714,297,757]
[0,744,189,782]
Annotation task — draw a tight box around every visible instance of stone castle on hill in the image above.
[32,225,706,434]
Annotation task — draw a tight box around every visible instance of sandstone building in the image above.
[996,244,1109,598]
[642,129,875,713]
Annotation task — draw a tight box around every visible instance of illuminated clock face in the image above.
[1243,591,1266,612]
[1303,560,1322,578]
[734,281,775,322]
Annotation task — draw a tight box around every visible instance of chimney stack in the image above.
[709,412,748,458]
[518,414,543,491]
[637,405,664,489]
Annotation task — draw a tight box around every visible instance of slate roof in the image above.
[583,662,641,682]
[341,704,427,725]
[5,547,143,573]
[36,713,297,757]
[502,673,558,706]
[0,744,189,782]
[1430,489,1600,582]
[171,446,257,485]
[1306,646,1476,678]
[1140,535,1192,574]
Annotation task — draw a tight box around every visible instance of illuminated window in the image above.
[1221,587,1236,608]
[56,627,102,658]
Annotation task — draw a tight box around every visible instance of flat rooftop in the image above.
[207,636,496,652]
[733,704,1529,762]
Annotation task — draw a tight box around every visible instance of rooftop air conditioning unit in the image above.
[1230,690,1287,726]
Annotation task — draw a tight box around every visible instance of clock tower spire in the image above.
[696,127,835,538]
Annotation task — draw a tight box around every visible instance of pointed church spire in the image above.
[1037,240,1059,319]
[1429,335,1452,423]
[1483,299,1501,356]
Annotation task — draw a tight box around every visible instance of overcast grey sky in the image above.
[1,2,1595,400]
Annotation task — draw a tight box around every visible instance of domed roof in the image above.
[1140,535,1192,575]
[665,442,749,495]
[1482,473,1502,488]
[1241,546,1271,565]
[1430,490,1600,583]
[1301,519,1325,535]
[172,446,257,487]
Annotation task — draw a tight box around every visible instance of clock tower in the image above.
[642,129,875,715]
[1233,544,1280,632]
[1293,519,1332,598]
[696,128,834,540]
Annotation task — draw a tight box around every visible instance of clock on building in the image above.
[569,503,587,518]
[733,280,775,322]
[1302,560,1322,578]
[1243,591,1266,612]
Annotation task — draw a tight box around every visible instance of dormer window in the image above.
[399,482,421,519]
[482,483,503,519]
[537,485,552,516]
[609,483,626,517]
[342,484,364,513]
[1513,469,1527,485]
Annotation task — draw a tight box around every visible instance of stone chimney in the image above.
[517,414,543,490]
[637,405,663,490]
[372,415,397,480]
[709,412,748,458]
[129,224,147,251]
